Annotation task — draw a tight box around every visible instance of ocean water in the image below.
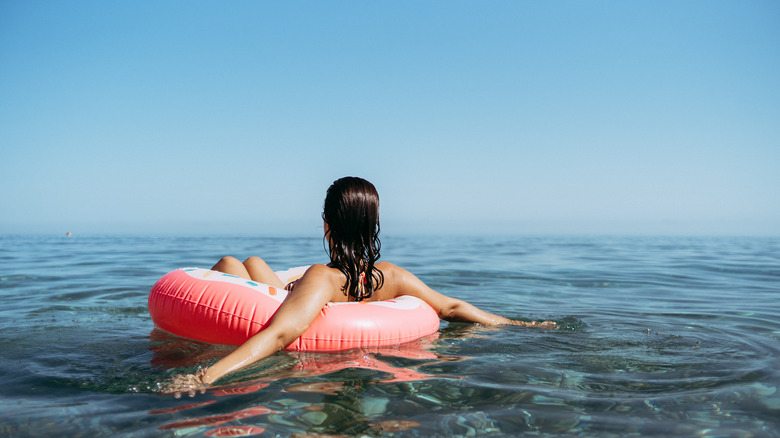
[1,234,778,437]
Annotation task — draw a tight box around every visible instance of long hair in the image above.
[323,176,384,301]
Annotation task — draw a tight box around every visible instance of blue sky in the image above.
[1,1,778,236]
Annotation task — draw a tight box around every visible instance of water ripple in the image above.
[1,234,778,436]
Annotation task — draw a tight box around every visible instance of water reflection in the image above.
[148,328,479,435]
[148,329,233,368]
[157,406,273,434]
[148,400,215,414]
[148,329,480,391]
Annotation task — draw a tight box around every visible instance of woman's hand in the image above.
[514,320,557,329]
[163,368,208,398]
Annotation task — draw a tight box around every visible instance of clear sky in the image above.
[1,1,778,236]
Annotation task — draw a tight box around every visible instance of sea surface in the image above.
[1,234,778,437]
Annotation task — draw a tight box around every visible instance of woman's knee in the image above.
[212,256,242,271]
[243,256,269,268]
[217,255,241,265]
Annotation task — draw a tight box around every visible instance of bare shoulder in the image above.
[302,264,343,283]
[376,261,401,275]
[304,263,335,275]
[295,264,345,298]
[374,261,424,299]
[375,261,409,284]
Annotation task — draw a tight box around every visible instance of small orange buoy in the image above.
[66,232,72,236]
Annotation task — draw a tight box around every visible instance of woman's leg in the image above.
[243,256,285,288]
[211,256,285,288]
[211,256,250,278]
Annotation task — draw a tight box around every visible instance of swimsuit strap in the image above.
[356,272,367,299]
[329,262,369,302]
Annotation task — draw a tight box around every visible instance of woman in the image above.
[167,177,555,396]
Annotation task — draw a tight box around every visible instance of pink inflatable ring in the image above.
[148,267,440,351]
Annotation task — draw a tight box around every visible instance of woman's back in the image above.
[289,262,415,303]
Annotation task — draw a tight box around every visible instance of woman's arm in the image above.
[165,265,338,396]
[384,262,556,328]
[437,297,553,327]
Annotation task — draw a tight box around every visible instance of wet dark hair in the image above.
[323,176,384,301]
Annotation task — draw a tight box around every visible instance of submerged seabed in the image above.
[0,234,778,437]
